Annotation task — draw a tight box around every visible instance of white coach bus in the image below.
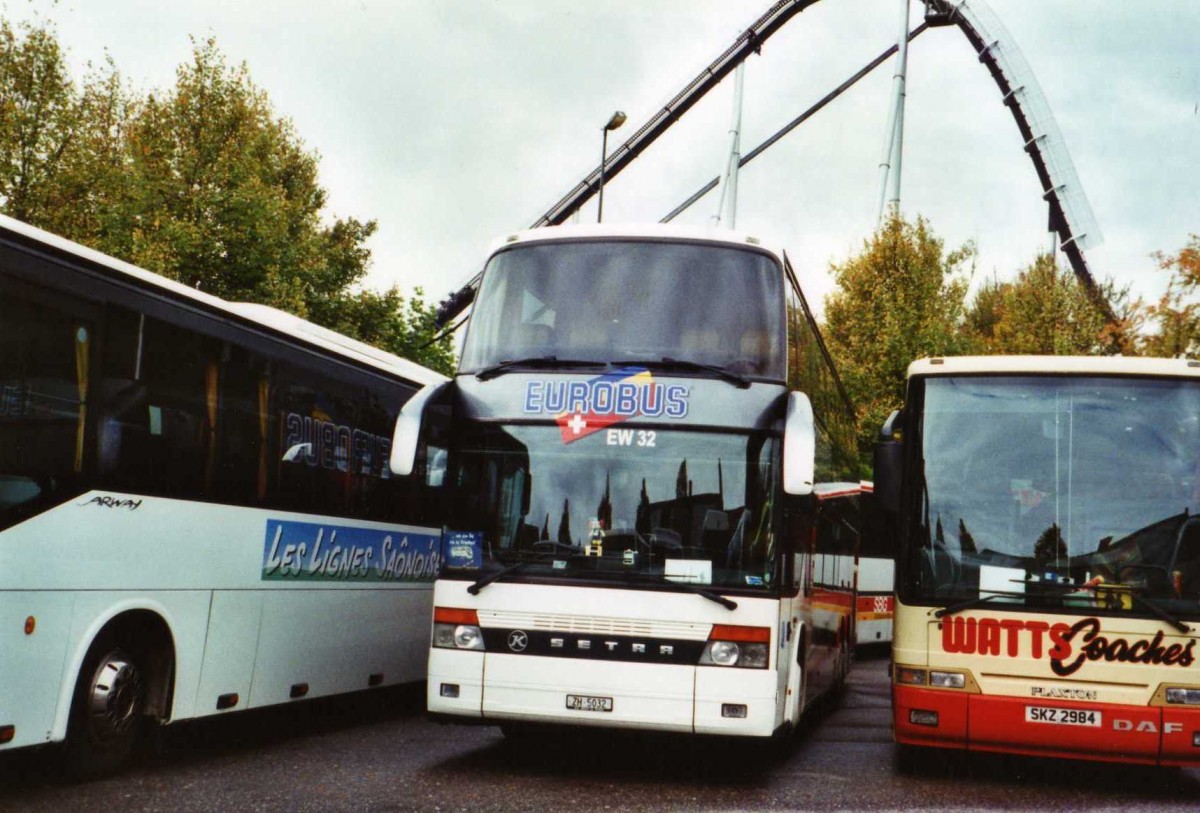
[0,214,446,776]
[395,224,860,741]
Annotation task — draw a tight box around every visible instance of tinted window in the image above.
[461,240,786,380]
[0,288,91,528]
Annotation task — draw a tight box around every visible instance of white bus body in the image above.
[415,224,860,739]
[0,214,446,775]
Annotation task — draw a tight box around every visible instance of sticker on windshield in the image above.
[522,367,689,444]
[443,531,484,570]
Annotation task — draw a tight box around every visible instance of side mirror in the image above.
[874,409,904,514]
[389,382,449,477]
[783,391,815,496]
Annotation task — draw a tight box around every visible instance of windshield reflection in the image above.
[911,376,1200,615]
[449,423,780,591]
[459,240,786,380]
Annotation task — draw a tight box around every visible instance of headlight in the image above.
[709,641,740,666]
[432,607,485,651]
[1166,687,1200,705]
[432,622,484,650]
[453,624,484,650]
[739,643,769,669]
[895,666,927,686]
[929,670,966,689]
[699,625,770,669]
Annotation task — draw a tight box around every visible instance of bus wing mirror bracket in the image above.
[783,391,815,496]
[874,409,904,514]
[390,382,449,477]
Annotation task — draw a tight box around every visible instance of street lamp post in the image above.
[597,110,627,223]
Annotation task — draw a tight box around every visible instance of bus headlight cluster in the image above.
[1165,687,1200,705]
[929,670,966,689]
[699,624,770,669]
[432,607,485,651]
[895,665,967,690]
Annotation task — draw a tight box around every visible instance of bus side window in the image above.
[101,315,214,498]
[0,288,90,527]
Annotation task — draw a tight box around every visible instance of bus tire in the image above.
[63,640,148,779]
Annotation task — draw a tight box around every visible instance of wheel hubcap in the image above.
[86,655,142,741]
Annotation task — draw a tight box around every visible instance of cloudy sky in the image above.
[6,0,1199,318]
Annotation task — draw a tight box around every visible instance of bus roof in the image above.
[485,222,784,263]
[908,355,1200,380]
[0,213,447,387]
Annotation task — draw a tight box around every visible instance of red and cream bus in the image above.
[876,356,1200,766]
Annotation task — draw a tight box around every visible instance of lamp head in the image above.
[604,111,627,131]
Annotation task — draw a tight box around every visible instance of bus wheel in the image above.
[64,643,147,779]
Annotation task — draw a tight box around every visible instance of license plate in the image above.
[566,694,613,712]
[1025,705,1100,727]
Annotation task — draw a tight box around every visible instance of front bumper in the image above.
[428,648,780,736]
[894,684,1200,766]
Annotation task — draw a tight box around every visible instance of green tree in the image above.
[824,212,973,458]
[0,22,453,373]
[0,18,76,223]
[961,275,1007,354]
[110,38,367,312]
[969,253,1118,356]
[1143,235,1200,358]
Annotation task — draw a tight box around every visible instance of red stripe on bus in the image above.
[856,595,894,612]
[809,589,855,610]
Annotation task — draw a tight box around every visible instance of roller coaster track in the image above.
[435,0,1110,328]
[923,0,1111,323]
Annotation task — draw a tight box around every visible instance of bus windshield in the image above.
[447,423,780,592]
[909,375,1200,616]
[459,240,786,381]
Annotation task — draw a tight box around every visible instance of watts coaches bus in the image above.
[392,224,859,741]
[0,215,446,776]
[876,356,1200,767]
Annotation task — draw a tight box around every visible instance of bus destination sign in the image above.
[262,519,441,583]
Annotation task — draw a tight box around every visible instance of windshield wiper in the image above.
[627,571,738,610]
[467,552,562,594]
[610,357,751,389]
[1020,578,1191,632]
[474,356,606,381]
[934,590,1024,619]
[1129,592,1192,634]
[936,582,1193,633]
